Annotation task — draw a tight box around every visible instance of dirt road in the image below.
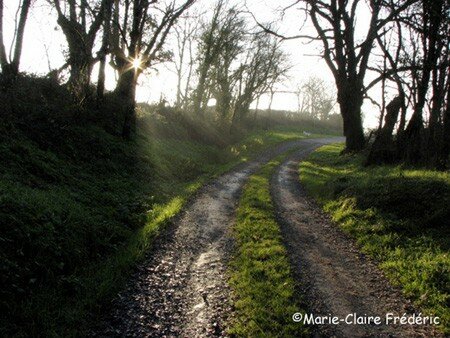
[95,137,441,337]
[95,138,337,337]
[271,149,442,337]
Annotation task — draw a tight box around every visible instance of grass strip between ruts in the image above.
[229,152,307,337]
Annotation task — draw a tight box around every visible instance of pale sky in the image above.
[2,0,389,129]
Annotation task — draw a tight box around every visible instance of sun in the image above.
[132,57,142,70]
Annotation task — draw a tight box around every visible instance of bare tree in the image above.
[298,76,335,120]
[97,0,113,102]
[0,0,32,82]
[402,0,446,163]
[371,0,449,165]
[192,0,225,115]
[230,34,289,128]
[210,6,246,119]
[442,71,450,168]
[306,0,419,151]
[366,95,404,164]
[51,0,113,101]
[109,0,195,138]
[256,0,418,151]
[173,12,199,109]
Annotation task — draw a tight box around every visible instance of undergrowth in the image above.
[229,153,307,337]
[300,143,450,334]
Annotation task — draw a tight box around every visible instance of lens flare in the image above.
[132,57,142,70]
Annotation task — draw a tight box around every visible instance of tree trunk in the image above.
[0,0,7,72]
[176,69,183,108]
[265,89,275,130]
[253,96,260,121]
[404,111,424,164]
[53,0,111,103]
[441,98,450,168]
[116,69,137,139]
[68,53,92,102]
[97,0,112,103]
[0,0,31,85]
[338,85,365,152]
[216,78,232,120]
[402,0,444,164]
[56,13,94,102]
[427,59,446,165]
[193,68,207,114]
[366,96,403,165]
[97,54,106,102]
[182,39,194,110]
[11,0,31,75]
[438,73,450,169]
[230,95,250,133]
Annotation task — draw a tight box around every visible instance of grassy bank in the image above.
[229,153,307,337]
[0,107,326,336]
[299,143,450,333]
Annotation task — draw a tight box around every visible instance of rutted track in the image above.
[94,138,338,337]
[271,147,442,337]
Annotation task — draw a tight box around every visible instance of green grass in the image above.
[300,143,450,334]
[229,153,307,337]
[0,114,323,336]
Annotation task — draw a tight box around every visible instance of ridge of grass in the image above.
[229,153,307,337]
[299,143,450,334]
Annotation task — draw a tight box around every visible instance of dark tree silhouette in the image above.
[109,0,195,138]
[255,0,417,152]
[304,0,417,152]
[51,0,113,102]
[190,2,289,130]
[403,0,447,164]
[230,34,288,128]
[366,96,403,164]
[52,0,112,103]
[96,0,113,102]
[173,12,198,109]
[192,0,224,115]
[0,0,32,82]
[370,0,449,166]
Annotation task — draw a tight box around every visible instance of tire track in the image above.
[94,138,339,337]
[271,146,442,337]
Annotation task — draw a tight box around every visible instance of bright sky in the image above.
[3,0,387,129]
